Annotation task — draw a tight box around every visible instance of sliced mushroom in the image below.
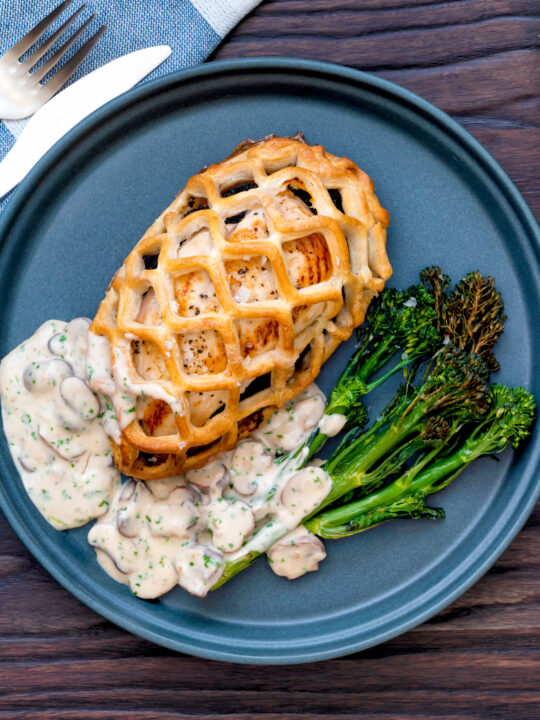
[145,475,185,501]
[48,333,68,357]
[294,395,326,433]
[59,376,101,421]
[68,317,92,331]
[280,466,332,526]
[17,455,36,473]
[186,461,228,491]
[258,389,326,452]
[23,358,73,392]
[66,318,92,364]
[88,524,139,574]
[230,440,272,496]
[207,498,255,552]
[317,412,347,437]
[38,424,86,461]
[232,474,257,497]
[48,318,90,372]
[120,478,136,502]
[128,557,178,600]
[116,480,148,537]
[176,543,224,597]
[17,435,52,470]
[267,527,326,580]
[147,487,202,539]
[116,513,139,539]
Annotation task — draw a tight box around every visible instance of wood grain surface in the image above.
[1,1,539,718]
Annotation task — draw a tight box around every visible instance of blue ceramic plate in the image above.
[0,58,539,664]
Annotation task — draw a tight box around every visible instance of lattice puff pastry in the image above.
[91,135,391,479]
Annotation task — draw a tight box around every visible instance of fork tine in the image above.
[31,14,96,84]
[3,0,76,62]
[22,4,87,71]
[41,24,106,98]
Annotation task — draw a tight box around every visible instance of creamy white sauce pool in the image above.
[0,320,346,598]
[89,386,333,597]
[87,331,186,436]
[0,319,119,529]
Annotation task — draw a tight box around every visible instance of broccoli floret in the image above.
[308,382,535,539]
[420,266,450,331]
[418,345,491,422]
[304,268,503,462]
[320,491,445,539]
[468,383,536,452]
[353,282,442,386]
[211,269,529,590]
[422,268,506,371]
[325,375,369,430]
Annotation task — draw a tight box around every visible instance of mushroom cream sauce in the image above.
[0,318,346,598]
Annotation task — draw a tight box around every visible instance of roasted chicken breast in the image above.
[90,134,391,479]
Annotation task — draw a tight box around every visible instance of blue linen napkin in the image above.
[0,0,260,210]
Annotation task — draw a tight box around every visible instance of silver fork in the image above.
[0,0,106,120]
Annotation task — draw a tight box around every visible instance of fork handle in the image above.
[0,95,36,121]
[0,45,172,199]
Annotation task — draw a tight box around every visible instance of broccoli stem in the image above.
[302,348,419,464]
[209,265,526,592]
[307,384,536,539]
[213,431,470,587]
[354,337,396,382]
[303,429,328,462]
[363,354,416,392]
[296,275,447,464]
[306,445,468,538]
[212,378,461,590]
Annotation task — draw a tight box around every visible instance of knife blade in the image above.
[0,45,172,198]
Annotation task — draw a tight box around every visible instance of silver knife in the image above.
[0,45,172,198]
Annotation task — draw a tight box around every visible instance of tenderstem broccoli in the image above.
[304,268,505,461]
[306,384,536,538]
[210,269,528,592]
[213,345,494,589]
[421,266,506,372]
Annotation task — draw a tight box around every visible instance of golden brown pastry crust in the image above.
[91,135,391,479]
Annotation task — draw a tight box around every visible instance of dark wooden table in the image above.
[1,1,539,718]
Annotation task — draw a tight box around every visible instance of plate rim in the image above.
[0,56,539,664]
